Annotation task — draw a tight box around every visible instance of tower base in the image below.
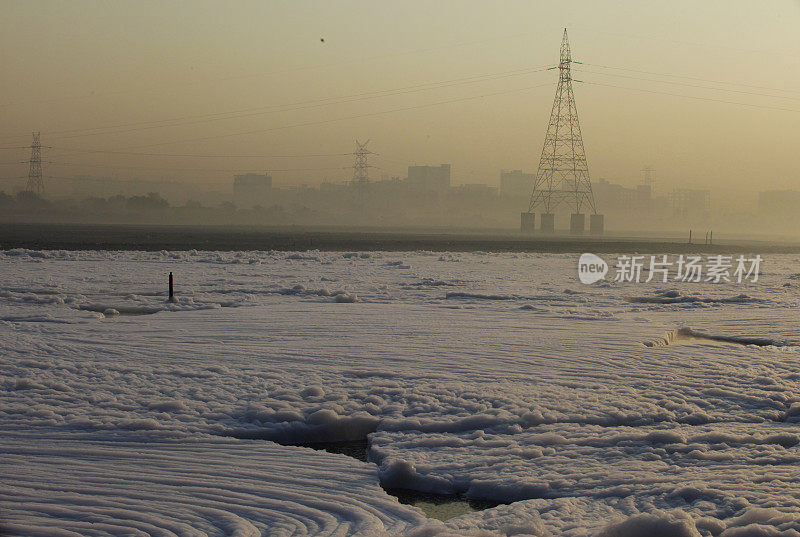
[520,212,535,233]
[541,213,555,233]
[590,214,605,235]
[570,213,585,235]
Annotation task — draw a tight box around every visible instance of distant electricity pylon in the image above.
[523,29,602,234]
[352,139,371,184]
[26,132,44,196]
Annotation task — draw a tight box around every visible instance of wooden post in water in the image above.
[689,230,692,244]
[169,272,174,300]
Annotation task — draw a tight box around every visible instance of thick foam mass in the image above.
[2,250,800,536]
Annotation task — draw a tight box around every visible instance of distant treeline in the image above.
[0,191,311,226]
[2,191,170,212]
[0,189,508,228]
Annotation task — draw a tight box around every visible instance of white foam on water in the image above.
[2,250,800,536]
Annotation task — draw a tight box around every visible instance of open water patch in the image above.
[265,436,500,521]
[284,439,369,462]
[383,488,501,521]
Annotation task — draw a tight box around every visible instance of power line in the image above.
[47,162,350,173]
[579,79,800,114]
[5,64,554,143]
[51,148,352,159]
[8,61,794,149]
[0,30,540,109]
[106,81,557,149]
[10,60,796,152]
[372,154,411,166]
[575,62,800,98]
[1,82,554,177]
[573,67,800,102]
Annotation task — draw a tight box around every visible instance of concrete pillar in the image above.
[541,213,555,233]
[570,213,585,235]
[520,212,535,233]
[590,214,604,235]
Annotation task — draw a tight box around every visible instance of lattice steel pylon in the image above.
[26,132,44,196]
[352,139,371,184]
[527,29,596,215]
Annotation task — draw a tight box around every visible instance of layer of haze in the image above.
[1,1,799,198]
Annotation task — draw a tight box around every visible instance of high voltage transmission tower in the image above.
[349,139,373,210]
[26,132,44,196]
[521,29,603,235]
[351,139,372,184]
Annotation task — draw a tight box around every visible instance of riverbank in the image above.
[1,223,797,253]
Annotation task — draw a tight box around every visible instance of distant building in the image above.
[592,178,651,213]
[407,164,450,191]
[233,173,272,208]
[452,183,498,199]
[758,190,800,225]
[670,188,710,219]
[500,170,534,200]
[759,190,800,215]
[634,184,652,206]
[592,178,628,213]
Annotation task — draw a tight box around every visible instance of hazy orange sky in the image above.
[2,1,799,195]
